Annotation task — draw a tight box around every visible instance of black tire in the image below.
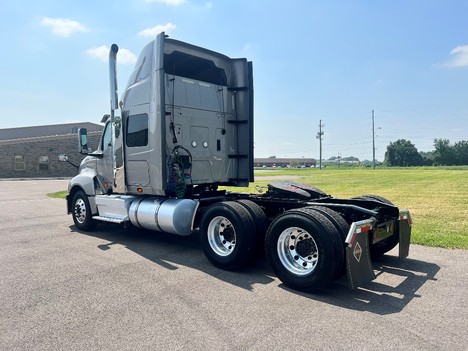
[265,208,343,292]
[72,190,97,231]
[305,206,349,242]
[353,194,399,258]
[354,194,393,206]
[304,206,349,277]
[234,199,268,256]
[200,201,257,270]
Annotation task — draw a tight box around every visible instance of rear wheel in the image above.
[357,194,393,206]
[353,194,399,257]
[265,208,342,292]
[200,201,257,270]
[235,199,268,256]
[72,190,97,231]
[305,206,348,277]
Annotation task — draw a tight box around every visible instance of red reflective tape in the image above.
[349,232,357,247]
[350,225,372,247]
[359,225,372,232]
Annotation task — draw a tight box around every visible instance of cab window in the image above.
[126,114,148,147]
[102,123,112,150]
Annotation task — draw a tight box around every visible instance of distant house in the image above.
[0,123,103,179]
[254,158,316,168]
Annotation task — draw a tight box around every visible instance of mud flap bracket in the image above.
[345,218,376,289]
[398,210,412,258]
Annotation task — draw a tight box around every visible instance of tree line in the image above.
[384,139,468,166]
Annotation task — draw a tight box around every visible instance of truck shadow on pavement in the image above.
[70,224,439,315]
[69,224,276,291]
[284,254,440,315]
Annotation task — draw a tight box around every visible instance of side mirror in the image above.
[58,153,79,169]
[78,128,89,154]
[101,114,110,123]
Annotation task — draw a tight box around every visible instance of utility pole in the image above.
[372,110,376,169]
[316,120,324,169]
[372,110,380,169]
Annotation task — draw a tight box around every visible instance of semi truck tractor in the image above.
[62,33,412,292]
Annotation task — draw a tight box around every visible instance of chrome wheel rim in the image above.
[277,227,318,276]
[207,216,236,256]
[74,198,87,224]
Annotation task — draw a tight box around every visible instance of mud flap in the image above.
[345,219,376,289]
[399,210,412,258]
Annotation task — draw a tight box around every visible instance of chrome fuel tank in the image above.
[129,197,198,236]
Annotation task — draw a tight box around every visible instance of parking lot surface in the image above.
[0,179,467,350]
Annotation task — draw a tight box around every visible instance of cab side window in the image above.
[102,123,112,150]
[126,114,148,147]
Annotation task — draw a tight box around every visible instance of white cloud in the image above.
[86,46,111,62]
[138,22,176,37]
[144,0,186,5]
[40,17,88,37]
[118,48,139,65]
[86,45,137,65]
[443,45,468,68]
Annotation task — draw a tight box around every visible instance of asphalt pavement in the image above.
[0,179,466,350]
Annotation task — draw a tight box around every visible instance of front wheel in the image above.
[72,190,97,231]
[200,201,257,270]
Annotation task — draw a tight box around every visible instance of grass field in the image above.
[47,190,68,199]
[222,167,468,250]
[50,167,468,249]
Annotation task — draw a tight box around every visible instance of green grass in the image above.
[47,190,68,199]
[48,167,468,249]
[223,167,468,250]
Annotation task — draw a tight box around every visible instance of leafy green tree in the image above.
[289,160,299,168]
[454,140,468,165]
[433,139,456,165]
[343,156,360,162]
[419,151,434,166]
[384,139,424,167]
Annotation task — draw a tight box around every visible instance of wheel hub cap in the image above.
[277,227,319,275]
[207,216,236,257]
[74,199,87,224]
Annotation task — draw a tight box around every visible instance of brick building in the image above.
[0,123,103,178]
[254,158,317,168]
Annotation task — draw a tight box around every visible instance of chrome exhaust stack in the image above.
[109,44,119,188]
[109,44,119,111]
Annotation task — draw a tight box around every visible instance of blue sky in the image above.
[1,0,467,161]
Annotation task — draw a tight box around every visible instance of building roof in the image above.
[254,158,316,164]
[0,122,103,141]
